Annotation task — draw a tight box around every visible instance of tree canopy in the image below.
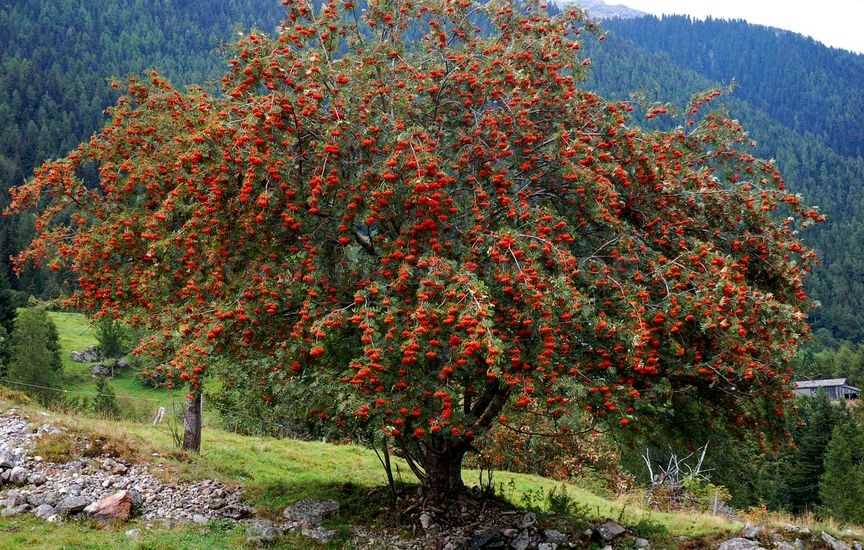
[8,0,820,498]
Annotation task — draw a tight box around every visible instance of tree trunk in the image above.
[419,440,467,501]
[182,389,202,453]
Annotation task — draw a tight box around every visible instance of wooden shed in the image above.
[794,378,860,401]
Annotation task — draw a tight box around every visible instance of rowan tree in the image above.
[8,0,822,500]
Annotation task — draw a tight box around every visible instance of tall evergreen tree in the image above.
[5,308,62,404]
[819,416,864,523]
[785,393,846,512]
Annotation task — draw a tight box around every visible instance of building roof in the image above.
[795,378,860,390]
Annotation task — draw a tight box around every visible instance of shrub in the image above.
[92,376,121,418]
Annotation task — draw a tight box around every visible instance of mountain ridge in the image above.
[560,0,646,19]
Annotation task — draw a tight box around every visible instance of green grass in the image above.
[0,310,741,548]
[45,311,181,417]
[0,516,320,550]
[17,406,738,545]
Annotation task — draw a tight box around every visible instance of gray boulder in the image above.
[9,466,29,485]
[0,447,19,469]
[741,524,764,540]
[511,531,531,550]
[246,520,282,545]
[595,520,626,541]
[57,495,90,516]
[91,364,112,377]
[33,504,56,520]
[718,538,765,550]
[517,512,537,529]
[282,499,339,526]
[822,532,852,550]
[1,504,29,517]
[71,347,101,363]
[28,473,46,486]
[300,526,337,543]
[3,492,25,509]
[544,529,568,544]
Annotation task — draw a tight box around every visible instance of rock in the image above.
[192,514,209,525]
[595,520,626,541]
[853,543,863,550]
[469,529,504,549]
[127,488,143,509]
[2,504,29,517]
[71,347,101,363]
[91,364,112,377]
[28,473,46,486]
[511,531,531,550]
[544,530,567,544]
[9,465,29,485]
[635,538,651,548]
[125,528,142,540]
[118,356,131,369]
[742,524,765,540]
[33,504,56,520]
[821,532,852,550]
[301,526,337,543]
[774,542,796,550]
[0,448,19,469]
[537,544,556,550]
[84,490,134,522]
[718,538,766,550]
[102,459,128,475]
[517,512,536,529]
[246,520,281,545]
[3,491,25,509]
[57,495,90,516]
[283,499,339,526]
[419,511,433,530]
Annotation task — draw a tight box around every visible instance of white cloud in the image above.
[618,0,864,53]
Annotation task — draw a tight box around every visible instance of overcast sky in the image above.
[618,0,864,54]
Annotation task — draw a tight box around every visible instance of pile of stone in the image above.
[0,411,251,525]
[245,498,341,545]
[70,347,132,377]
[70,347,101,363]
[718,523,864,550]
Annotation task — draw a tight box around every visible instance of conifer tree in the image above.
[786,393,845,512]
[819,416,864,523]
[5,308,62,404]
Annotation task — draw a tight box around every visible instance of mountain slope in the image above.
[1,1,863,342]
[584,21,864,343]
[566,0,646,19]
[0,0,285,294]
[600,15,864,158]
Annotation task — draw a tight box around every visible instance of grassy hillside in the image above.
[0,311,745,549]
[45,311,183,418]
[0,398,739,549]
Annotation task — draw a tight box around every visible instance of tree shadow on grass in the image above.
[245,479,415,529]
